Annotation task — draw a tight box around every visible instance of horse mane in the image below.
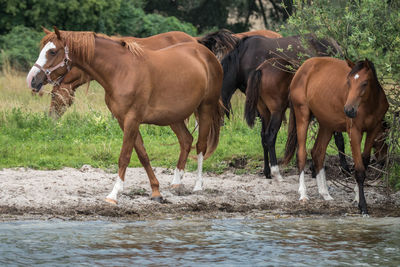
[308,34,343,57]
[197,29,240,59]
[110,36,143,56]
[41,31,142,63]
[41,31,96,63]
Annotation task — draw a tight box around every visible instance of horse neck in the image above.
[70,37,136,93]
[365,77,387,112]
[221,60,239,112]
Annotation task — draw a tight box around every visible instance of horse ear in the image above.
[345,58,355,68]
[364,58,371,69]
[53,26,61,40]
[41,26,52,35]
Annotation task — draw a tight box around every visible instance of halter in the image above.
[34,46,71,86]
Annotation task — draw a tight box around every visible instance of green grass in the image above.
[1,71,398,191]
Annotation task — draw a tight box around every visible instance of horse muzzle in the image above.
[344,106,357,118]
[30,76,44,92]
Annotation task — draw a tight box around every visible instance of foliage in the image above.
[0,26,43,70]
[144,0,292,33]
[0,0,197,70]
[286,0,400,81]
[285,0,400,189]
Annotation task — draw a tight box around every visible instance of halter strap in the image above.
[34,46,71,86]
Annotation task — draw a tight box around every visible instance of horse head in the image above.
[27,26,71,92]
[344,58,377,118]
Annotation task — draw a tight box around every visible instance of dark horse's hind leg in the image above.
[265,112,283,181]
[261,117,271,178]
[334,132,351,174]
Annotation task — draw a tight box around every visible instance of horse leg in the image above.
[311,127,334,201]
[193,104,214,192]
[133,132,162,202]
[261,115,271,178]
[266,112,283,181]
[294,105,311,201]
[333,132,351,174]
[170,122,194,187]
[351,128,381,205]
[106,120,138,204]
[349,128,368,215]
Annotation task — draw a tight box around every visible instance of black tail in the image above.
[244,69,262,127]
[282,102,297,165]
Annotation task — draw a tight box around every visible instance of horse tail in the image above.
[204,100,224,160]
[244,69,262,127]
[282,102,297,165]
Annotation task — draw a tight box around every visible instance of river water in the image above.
[0,217,399,266]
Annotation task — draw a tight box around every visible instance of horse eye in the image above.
[49,50,56,56]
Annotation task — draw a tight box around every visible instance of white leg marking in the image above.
[270,165,283,181]
[298,171,309,201]
[26,42,56,88]
[106,176,124,202]
[171,168,184,185]
[316,168,333,201]
[193,152,203,191]
[353,184,359,203]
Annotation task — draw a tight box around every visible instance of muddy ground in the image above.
[1,159,399,221]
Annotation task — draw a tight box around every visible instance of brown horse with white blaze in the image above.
[27,27,223,204]
[284,57,388,215]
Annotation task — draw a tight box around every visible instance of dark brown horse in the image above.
[197,29,282,61]
[27,27,223,204]
[221,34,342,180]
[46,29,197,118]
[283,57,388,215]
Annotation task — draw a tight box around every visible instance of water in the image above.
[0,217,399,266]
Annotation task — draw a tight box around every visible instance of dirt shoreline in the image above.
[1,165,399,221]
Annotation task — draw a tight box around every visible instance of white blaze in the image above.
[26,42,56,88]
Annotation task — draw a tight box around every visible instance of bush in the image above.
[0,26,43,71]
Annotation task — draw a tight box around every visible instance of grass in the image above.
[0,70,395,184]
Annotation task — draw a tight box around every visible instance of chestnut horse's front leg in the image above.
[105,119,161,204]
[349,127,368,215]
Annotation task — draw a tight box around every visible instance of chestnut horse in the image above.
[245,58,388,178]
[221,35,342,180]
[46,30,197,118]
[27,28,223,203]
[283,57,388,215]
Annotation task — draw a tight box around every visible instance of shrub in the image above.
[0,25,43,71]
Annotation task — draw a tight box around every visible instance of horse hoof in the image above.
[170,184,183,189]
[299,197,309,203]
[151,196,163,203]
[105,198,118,205]
[322,195,334,201]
